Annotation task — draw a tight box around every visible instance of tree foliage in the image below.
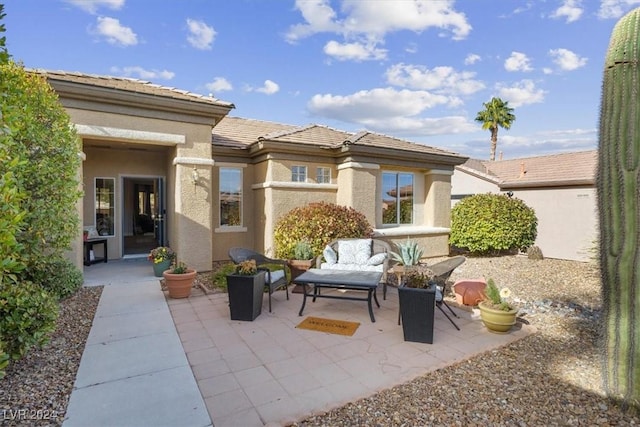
[475,97,516,161]
[1,61,82,269]
[449,193,537,255]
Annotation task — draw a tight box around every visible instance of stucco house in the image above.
[38,70,468,272]
[451,150,598,262]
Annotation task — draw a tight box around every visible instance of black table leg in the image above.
[367,289,376,323]
[299,286,308,316]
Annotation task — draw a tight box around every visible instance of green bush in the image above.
[26,257,83,300]
[0,281,59,360]
[0,339,8,379]
[449,193,537,255]
[273,202,373,259]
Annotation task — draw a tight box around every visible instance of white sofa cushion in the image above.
[366,252,387,266]
[323,245,337,265]
[338,239,372,264]
[320,262,384,273]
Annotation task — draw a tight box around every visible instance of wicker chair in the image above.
[228,248,290,312]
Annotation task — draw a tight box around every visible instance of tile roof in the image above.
[459,150,597,188]
[213,116,465,160]
[30,69,235,108]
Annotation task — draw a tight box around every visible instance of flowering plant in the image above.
[235,259,258,275]
[482,278,514,311]
[148,246,176,264]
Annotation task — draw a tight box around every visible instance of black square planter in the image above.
[226,271,266,321]
[398,284,436,344]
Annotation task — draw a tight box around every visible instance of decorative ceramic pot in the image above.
[162,269,196,298]
[153,259,172,277]
[288,258,316,293]
[478,301,517,333]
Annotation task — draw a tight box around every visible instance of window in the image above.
[220,167,242,226]
[95,178,115,236]
[292,165,307,182]
[316,167,331,184]
[381,172,414,225]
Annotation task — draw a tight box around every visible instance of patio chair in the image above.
[396,255,466,330]
[228,248,290,313]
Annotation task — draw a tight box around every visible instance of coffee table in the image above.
[293,268,383,322]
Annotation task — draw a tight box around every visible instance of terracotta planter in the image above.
[162,269,196,298]
[452,279,487,306]
[288,258,316,293]
[478,301,517,333]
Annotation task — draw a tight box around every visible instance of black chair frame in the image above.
[228,248,290,313]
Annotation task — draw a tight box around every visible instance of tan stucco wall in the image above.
[337,163,378,226]
[424,170,453,228]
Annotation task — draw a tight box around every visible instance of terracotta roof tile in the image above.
[478,150,597,187]
[212,116,296,147]
[30,69,234,107]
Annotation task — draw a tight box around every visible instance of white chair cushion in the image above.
[366,252,387,266]
[266,269,286,284]
[338,239,372,265]
[323,245,337,265]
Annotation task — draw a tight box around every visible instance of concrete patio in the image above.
[67,257,533,427]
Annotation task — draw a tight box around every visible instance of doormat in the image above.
[296,316,360,336]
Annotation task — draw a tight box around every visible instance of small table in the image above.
[83,238,108,266]
[293,269,383,322]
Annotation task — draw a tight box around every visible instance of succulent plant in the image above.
[597,7,640,408]
[390,238,424,266]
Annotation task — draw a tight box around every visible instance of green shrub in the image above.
[273,202,373,259]
[0,281,59,360]
[26,257,83,300]
[213,263,237,291]
[0,339,8,379]
[449,193,537,255]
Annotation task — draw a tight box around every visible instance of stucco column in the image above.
[71,150,86,271]
[336,162,379,226]
[424,169,454,227]
[172,157,215,272]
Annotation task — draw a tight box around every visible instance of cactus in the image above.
[597,7,640,409]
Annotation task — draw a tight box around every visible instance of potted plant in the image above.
[226,259,266,321]
[148,246,176,277]
[397,271,436,344]
[162,261,196,298]
[390,238,424,283]
[477,278,518,333]
[288,240,317,293]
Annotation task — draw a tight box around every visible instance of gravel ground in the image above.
[2,256,640,426]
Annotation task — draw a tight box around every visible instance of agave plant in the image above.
[390,238,424,266]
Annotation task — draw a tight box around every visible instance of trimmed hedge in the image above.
[450,193,537,255]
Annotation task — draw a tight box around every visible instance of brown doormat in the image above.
[296,316,360,336]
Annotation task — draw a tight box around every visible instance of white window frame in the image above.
[219,167,243,228]
[95,177,116,236]
[381,171,414,226]
[316,167,331,184]
[291,165,307,183]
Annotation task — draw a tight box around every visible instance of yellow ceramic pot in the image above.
[478,301,517,333]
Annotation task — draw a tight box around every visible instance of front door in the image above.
[123,177,166,256]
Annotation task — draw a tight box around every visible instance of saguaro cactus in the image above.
[597,7,640,409]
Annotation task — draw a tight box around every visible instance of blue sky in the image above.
[4,0,638,159]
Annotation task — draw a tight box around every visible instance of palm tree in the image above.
[475,97,516,161]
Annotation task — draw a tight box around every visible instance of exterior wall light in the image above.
[191,166,200,185]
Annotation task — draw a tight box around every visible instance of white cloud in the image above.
[464,53,481,65]
[324,40,387,61]
[110,66,174,80]
[549,48,587,71]
[385,63,485,96]
[205,77,233,93]
[286,0,471,59]
[93,17,137,46]
[362,115,478,136]
[247,80,280,95]
[65,0,124,14]
[308,87,450,122]
[496,79,546,107]
[550,0,584,23]
[186,19,216,50]
[598,0,640,19]
[504,51,533,72]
